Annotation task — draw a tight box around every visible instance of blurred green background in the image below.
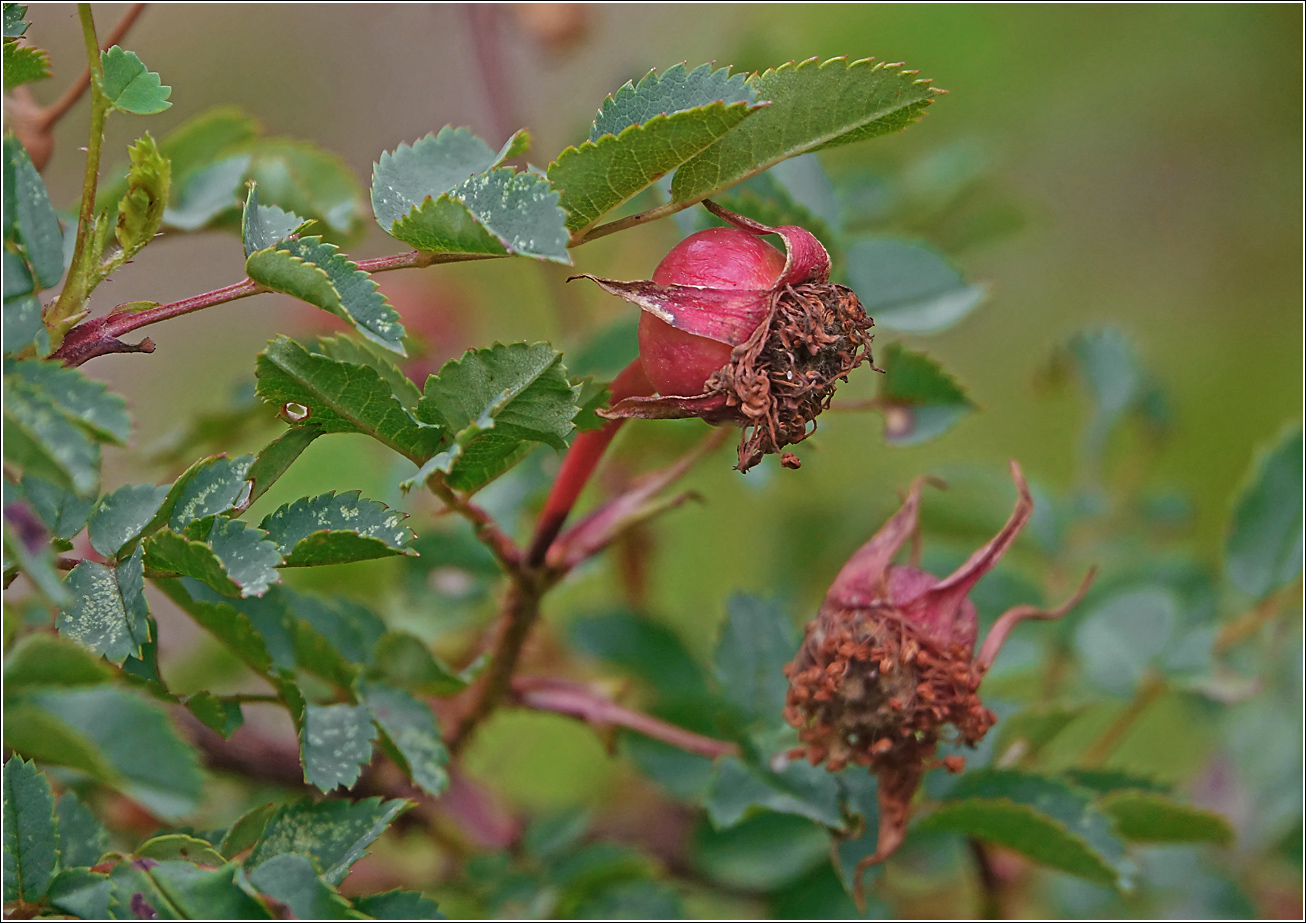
[19,3,1302,915]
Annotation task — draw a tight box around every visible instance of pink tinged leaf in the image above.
[548,429,727,570]
[976,567,1097,673]
[701,199,831,284]
[901,461,1033,645]
[569,275,768,346]
[600,391,731,421]
[510,676,739,759]
[825,476,942,610]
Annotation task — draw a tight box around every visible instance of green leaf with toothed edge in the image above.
[183,692,244,739]
[5,134,64,288]
[300,703,378,792]
[55,791,110,868]
[591,63,756,140]
[315,334,422,409]
[247,854,355,919]
[46,868,111,919]
[139,453,255,539]
[87,482,169,557]
[4,5,29,38]
[254,336,445,463]
[144,516,282,599]
[671,57,942,207]
[259,490,416,566]
[3,294,44,356]
[876,342,975,446]
[3,756,58,903]
[1099,791,1233,845]
[20,475,93,540]
[3,39,49,88]
[920,769,1128,886]
[389,167,571,264]
[713,594,797,726]
[55,548,151,664]
[368,631,474,696]
[247,796,410,886]
[707,757,844,829]
[354,889,445,920]
[153,577,276,677]
[1225,424,1303,600]
[242,182,312,257]
[246,236,405,354]
[5,358,131,444]
[99,46,172,115]
[362,682,450,797]
[413,341,580,492]
[3,380,100,495]
[843,238,986,334]
[370,125,529,230]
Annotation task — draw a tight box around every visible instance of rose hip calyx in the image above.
[573,201,876,471]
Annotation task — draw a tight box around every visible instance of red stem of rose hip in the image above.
[526,359,654,566]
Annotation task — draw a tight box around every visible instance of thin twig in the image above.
[37,3,148,129]
[425,474,522,573]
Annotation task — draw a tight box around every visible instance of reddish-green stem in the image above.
[38,3,147,130]
[526,359,654,565]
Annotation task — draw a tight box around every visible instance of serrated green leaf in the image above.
[671,57,941,207]
[845,238,986,333]
[161,453,253,531]
[4,247,33,299]
[707,757,843,829]
[3,39,50,87]
[353,889,444,920]
[246,236,405,353]
[242,182,312,257]
[368,631,472,696]
[1225,425,1303,599]
[3,294,44,356]
[88,482,169,557]
[54,791,110,868]
[693,810,830,891]
[112,133,170,263]
[300,703,378,792]
[3,633,115,689]
[248,796,409,885]
[370,126,517,230]
[389,167,570,264]
[3,383,100,491]
[219,802,275,859]
[154,577,276,676]
[714,594,797,727]
[1061,769,1169,796]
[413,342,579,491]
[3,756,58,902]
[921,769,1126,886]
[19,686,203,819]
[20,475,93,540]
[2,701,118,784]
[162,154,249,230]
[281,586,387,669]
[47,867,112,919]
[876,342,975,446]
[183,692,244,738]
[99,45,171,114]
[247,853,359,920]
[592,63,756,140]
[552,97,761,233]
[5,134,64,288]
[145,516,282,598]
[362,682,450,797]
[56,551,150,664]
[135,834,227,867]
[254,336,445,463]
[1099,791,1233,845]
[315,334,421,409]
[259,490,415,566]
[4,4,28,38]
[245,423,323,508]
[6,358,131,445]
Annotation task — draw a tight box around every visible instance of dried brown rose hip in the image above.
[782,461,1094,901]
[575,201,876,471]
